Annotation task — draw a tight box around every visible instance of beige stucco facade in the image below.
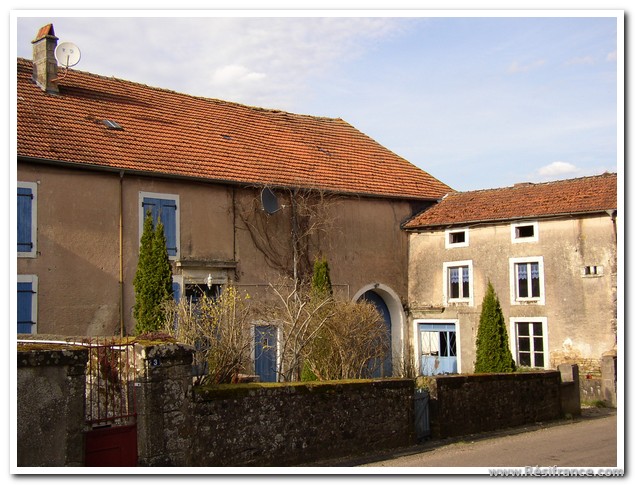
[408,213,617,375]
[17,161,427,373]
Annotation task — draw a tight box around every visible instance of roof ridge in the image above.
[450,172,617,196]
[17,57,342,122]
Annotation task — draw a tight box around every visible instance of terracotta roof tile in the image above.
[17,58,452,200]
[403,173,617,229]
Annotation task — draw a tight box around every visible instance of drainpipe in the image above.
[119,171,125,337]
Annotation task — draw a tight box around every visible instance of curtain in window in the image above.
[450,267,459,283]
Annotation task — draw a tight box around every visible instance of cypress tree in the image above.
[474,281,516,373]
[311,256,333,299]
[133,211,173,334]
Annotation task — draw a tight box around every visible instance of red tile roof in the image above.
[403,173,617,229]
[17,58,452,200]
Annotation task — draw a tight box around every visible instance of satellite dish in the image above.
[261,187,280,215]
[55,42,81,68]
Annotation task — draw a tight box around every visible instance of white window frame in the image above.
[511,221,539,243]
[445,228,469,248]
[509,256,545,305]
[443,260,474,306]
[413,318,461,374]
[17,181,38,258]
[17,274,38,334]
[139,191,180,260]
[509,317,549,369]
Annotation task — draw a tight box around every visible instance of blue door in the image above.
[419,323,457,375]
[254,325,277,382]
[360,290,392,377]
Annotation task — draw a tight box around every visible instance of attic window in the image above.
[511,221,538,243]
[445,228,469,248]
[101,119,123,130]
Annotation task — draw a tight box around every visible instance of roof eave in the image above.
[17,155,444,202]
[403,210,618,232]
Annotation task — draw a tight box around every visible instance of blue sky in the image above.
[12,10,621,192]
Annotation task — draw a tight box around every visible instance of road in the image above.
[359,408,619,470]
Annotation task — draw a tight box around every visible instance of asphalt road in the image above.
[360,407,619,470]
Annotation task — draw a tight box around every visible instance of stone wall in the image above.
[189,379,415,467]
[425,371,562,439]
[17,340,582,467]
[16,343,88,467]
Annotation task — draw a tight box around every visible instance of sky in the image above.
[12,8,622,192]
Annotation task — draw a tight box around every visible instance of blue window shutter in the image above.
[159,200,178,257]
[17,282,34,334]
[142,197,178,257]
[17,187,33,253]
[172,282,181,302]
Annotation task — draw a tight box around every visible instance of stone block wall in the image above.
[16,339,586,467]
[189,379,415,467]
[425,371,562,439]
[16,343,88,467]
[134,341,195,466]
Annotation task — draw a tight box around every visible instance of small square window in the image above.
[445,228,469,248]
[516,225,534,238]
[450,231,465,244]
[511,222,538,243]
[582,265,603,277]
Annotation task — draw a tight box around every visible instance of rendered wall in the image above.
[17,162,421,354]
[408,215,617,374]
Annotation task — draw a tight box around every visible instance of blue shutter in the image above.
[17,187,33,253]
[142,197,178,257]
[159,200,178,257]
[17,282,34,334]
[172,282,181,302]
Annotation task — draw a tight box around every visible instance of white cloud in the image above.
[565,56,595,66]
[212,65,266,86]
[507,59,546,74]
[606,50,617,62]
[538,161,580,177]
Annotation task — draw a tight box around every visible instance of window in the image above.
[17,275,38,334]
[445,228,469,248]
[417,321,459,375]
[17,182,37,257]
[443,260,473,305]
[139,192,180,259]
[510,257,545,304]
[511,221,538,243]
[510,318,548,368]
[582,265,603,277]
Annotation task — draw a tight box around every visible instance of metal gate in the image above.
[83,339,138,467]
[414,388,431,442]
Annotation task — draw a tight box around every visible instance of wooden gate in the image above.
[83,339,138,467]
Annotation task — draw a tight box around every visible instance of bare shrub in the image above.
[162,286,253,384]
[303,299,390,380]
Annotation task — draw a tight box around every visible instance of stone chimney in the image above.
[31,23,59,94]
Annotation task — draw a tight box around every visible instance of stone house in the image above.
[16,24,452,380]
[404,173,618,377]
